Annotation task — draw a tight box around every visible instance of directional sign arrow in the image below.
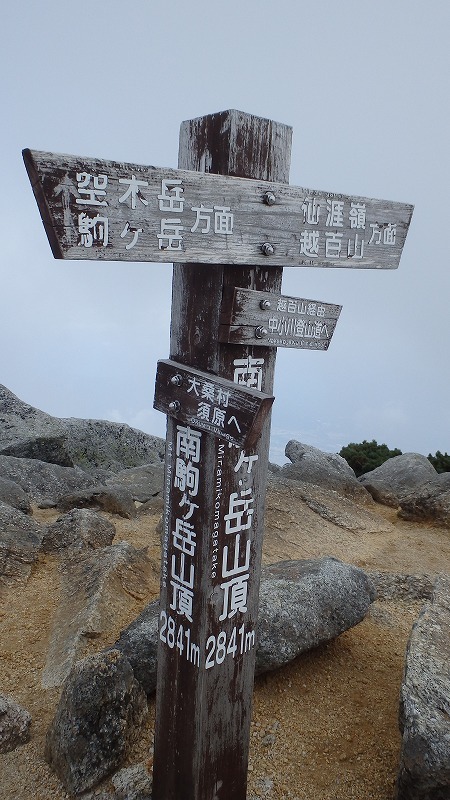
[219,288,342,350]
[24,148,413,270]
[153,359,274,450]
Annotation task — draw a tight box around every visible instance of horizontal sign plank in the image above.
[219,288,342,350]
[24,148,413,270]
[153,359,274,449]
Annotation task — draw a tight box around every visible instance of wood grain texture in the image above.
[219,287,342,349]
[152,110,292,800]
[23,147,413,269]
[153,359,274,449]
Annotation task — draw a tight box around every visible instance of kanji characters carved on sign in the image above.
[220,288,342,350]
[153,359,274,449]
[23,148,413,269]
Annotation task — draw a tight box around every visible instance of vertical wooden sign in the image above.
[152,111,292,800]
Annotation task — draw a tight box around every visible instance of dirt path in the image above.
[1,494,448,800]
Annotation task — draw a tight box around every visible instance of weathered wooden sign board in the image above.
[220,287,342,349]
[24,107,413,800]
[153,359,274,448]
[23,148,413,270]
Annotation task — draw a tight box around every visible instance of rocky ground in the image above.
[1,482,449,800]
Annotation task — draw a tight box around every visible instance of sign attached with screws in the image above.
[220,288,342,350]
[153,359,274,449]
[24,148,413,270]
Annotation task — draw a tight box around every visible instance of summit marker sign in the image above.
[24,109,413,800]
[24,148,412,270]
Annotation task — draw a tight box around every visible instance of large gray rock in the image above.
[105,463,164,503]
[396,575,450,800]
[0,454,95,507]
[398,472,450,527]
[359,453,437,507]
[45,649,148,795]
[0,502,45,587]
[285,440,355,478]
[255,558,376,674]
[0,384,165,474]
[0,385,69,460]
[81,763,153,800]
[62,418,165,474]
[1,435,74,467]
[266,474,392,537]
[111,557,375,695]
[0,476,31,514]
[42,508,116,553]
[0,693,32,753]
[113,601,160,696]
[42,541,152,689]
[367,571,435,601]
[279,440,371,503]
[111,763,152,800]
[56,485,137,519]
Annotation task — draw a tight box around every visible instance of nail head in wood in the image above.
[255,326,268,339]
[259,299,271,310]
[263,191,276,206]
[261,242,275,256]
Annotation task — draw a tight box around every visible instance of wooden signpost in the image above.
[23,148,413,270]
[24,109,413,800]
[153,359,274,449]
[219,288,342,350]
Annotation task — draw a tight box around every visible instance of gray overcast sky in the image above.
[1,0,449,463]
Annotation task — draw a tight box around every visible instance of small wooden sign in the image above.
[153,359,274,450]
[23,148,413,270]
[220,288,342,350]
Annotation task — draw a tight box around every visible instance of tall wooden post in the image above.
[22,99,414,800]
[151,110,292,800]
[23,108,413,800]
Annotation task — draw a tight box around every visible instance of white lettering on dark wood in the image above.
[219,289,342,350]
[153,359,274,450]
[152,109,292,800]
[23,148,413,270]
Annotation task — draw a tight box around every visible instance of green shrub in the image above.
[427,450,450,473]
[339,439,402,477]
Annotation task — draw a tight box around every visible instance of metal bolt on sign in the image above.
[261,242,275,256]
[263,191,276,206]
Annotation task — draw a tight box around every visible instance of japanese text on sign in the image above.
[72,172,234,253]
[299,196,397,265]
[170,425,203,624]
[267,299,333,342]
[206,354,264,668]
[153,359,274,450]
[25,149,413,269]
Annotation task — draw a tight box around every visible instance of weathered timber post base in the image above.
[152,110,292,800]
